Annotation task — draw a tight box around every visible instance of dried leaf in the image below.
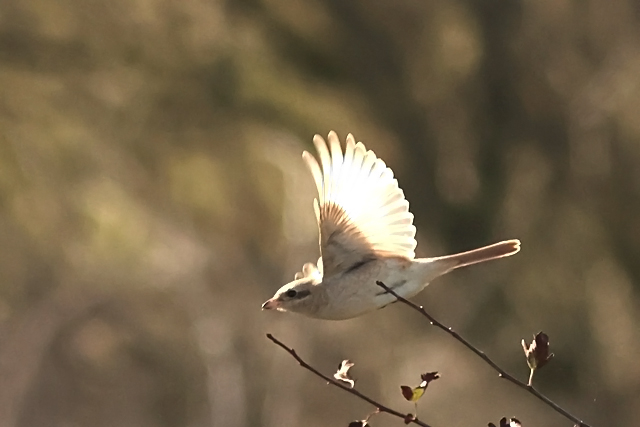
[334,359,356,388]
[522,332,554,371]
[420,371,440,384]
[400,371,439,402]
[400,385,426,402]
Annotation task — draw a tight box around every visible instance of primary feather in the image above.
[303,132,417,278]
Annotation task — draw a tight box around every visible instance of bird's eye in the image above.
[285,289,297,298]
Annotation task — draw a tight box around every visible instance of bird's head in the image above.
[262,277,325,317]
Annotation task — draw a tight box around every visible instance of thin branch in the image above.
[376,281,592,427]
[266,333,432,427]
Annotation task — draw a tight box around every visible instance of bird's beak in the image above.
[262,298,279,310]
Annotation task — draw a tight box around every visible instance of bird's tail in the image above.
[424,239,521,274]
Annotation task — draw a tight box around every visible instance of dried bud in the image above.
[489,417,522,427]
[522,332,554,371]
[348,421,367,427]
[403,413,416,424]
[334,360,356,388]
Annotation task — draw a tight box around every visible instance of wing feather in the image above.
[302,131,417,278]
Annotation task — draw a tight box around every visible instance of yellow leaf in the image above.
[400,385,426,402]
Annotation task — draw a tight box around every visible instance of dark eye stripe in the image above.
[285,289,311,299]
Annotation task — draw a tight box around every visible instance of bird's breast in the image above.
[314,258,423,320]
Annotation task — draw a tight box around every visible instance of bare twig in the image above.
[376,281,593,427]
[266,333,432,427]
[528,369,535,387]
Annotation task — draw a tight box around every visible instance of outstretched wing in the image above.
[303,131,417,278]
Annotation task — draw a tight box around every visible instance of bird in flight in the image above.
[262,131,520,320]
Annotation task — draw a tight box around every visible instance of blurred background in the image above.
[0,0,639,426]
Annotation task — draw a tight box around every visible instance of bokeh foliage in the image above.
[0,0,639,426]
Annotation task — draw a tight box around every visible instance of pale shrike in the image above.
[262,132,520,320]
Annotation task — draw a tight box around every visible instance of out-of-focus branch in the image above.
[376,281,593,427]
[266,333,432,427]
[0,286,104,427]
